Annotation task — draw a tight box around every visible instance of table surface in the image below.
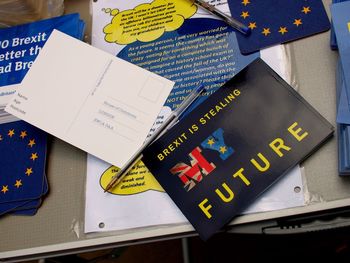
[1,0,350,261]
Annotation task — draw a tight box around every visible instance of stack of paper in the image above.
[330,1,350,175]
[0,14,85,216]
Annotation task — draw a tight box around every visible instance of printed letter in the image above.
[201,128,234,160]
[170,147,216,191]
[232,168,250,186]
[269,138,291,157]
[215,183,234,202]
[198,198,212,219]
[250,153,270,172]
[157,153,164,161]
[288,122,308,142]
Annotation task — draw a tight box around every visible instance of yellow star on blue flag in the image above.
[0,121,47,215]
[201,128,234,160]
[228,0,330,54]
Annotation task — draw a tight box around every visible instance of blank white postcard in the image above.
[5,30,174,167]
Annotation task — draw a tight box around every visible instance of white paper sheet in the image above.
[84,0,305,233]
[5,30,173,167]
[86,154,187,232]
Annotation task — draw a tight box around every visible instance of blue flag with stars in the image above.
[201,128,234,160]
[0,175,48,215]
[228,0,330,54]
[0,121,47,206]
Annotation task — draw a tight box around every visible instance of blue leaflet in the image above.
[117,18,259,113]
[228,0,330,54]
[331,1,350,109]
[330,0,349,50]
[333,1,350,175]
[0,13,85,87]
[336,60,350,176]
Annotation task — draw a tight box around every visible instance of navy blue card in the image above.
[13,199,41,211]
[0,196,42,216]
[0,121,47,204]
[12,199,42,215]
[228,0,330,54]
[0,199,31,215]
[12,175,48,212]
[11,207,39,216]
[142,58,333,240]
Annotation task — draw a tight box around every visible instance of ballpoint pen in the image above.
[192,0,251,35]
[104,85,206,192]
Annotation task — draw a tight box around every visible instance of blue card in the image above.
[338,122,350,175]
[331,1,350,107]
[330,0,349,49]
[337,81,350,124]
[11,208,39,216]
[0,121,47,204]
[336,60,350,175]
[228,0,330,54]
[13,175,48,211]
[0,175,47,216]
[0,199,31,215]
[12,199,42,215]
[330,24,338,50]
[336,58,350,124]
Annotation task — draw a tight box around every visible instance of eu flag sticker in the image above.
[228,0,330,54]
[0,121,47,204]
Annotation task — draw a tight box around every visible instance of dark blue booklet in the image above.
[141,58,334,240]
